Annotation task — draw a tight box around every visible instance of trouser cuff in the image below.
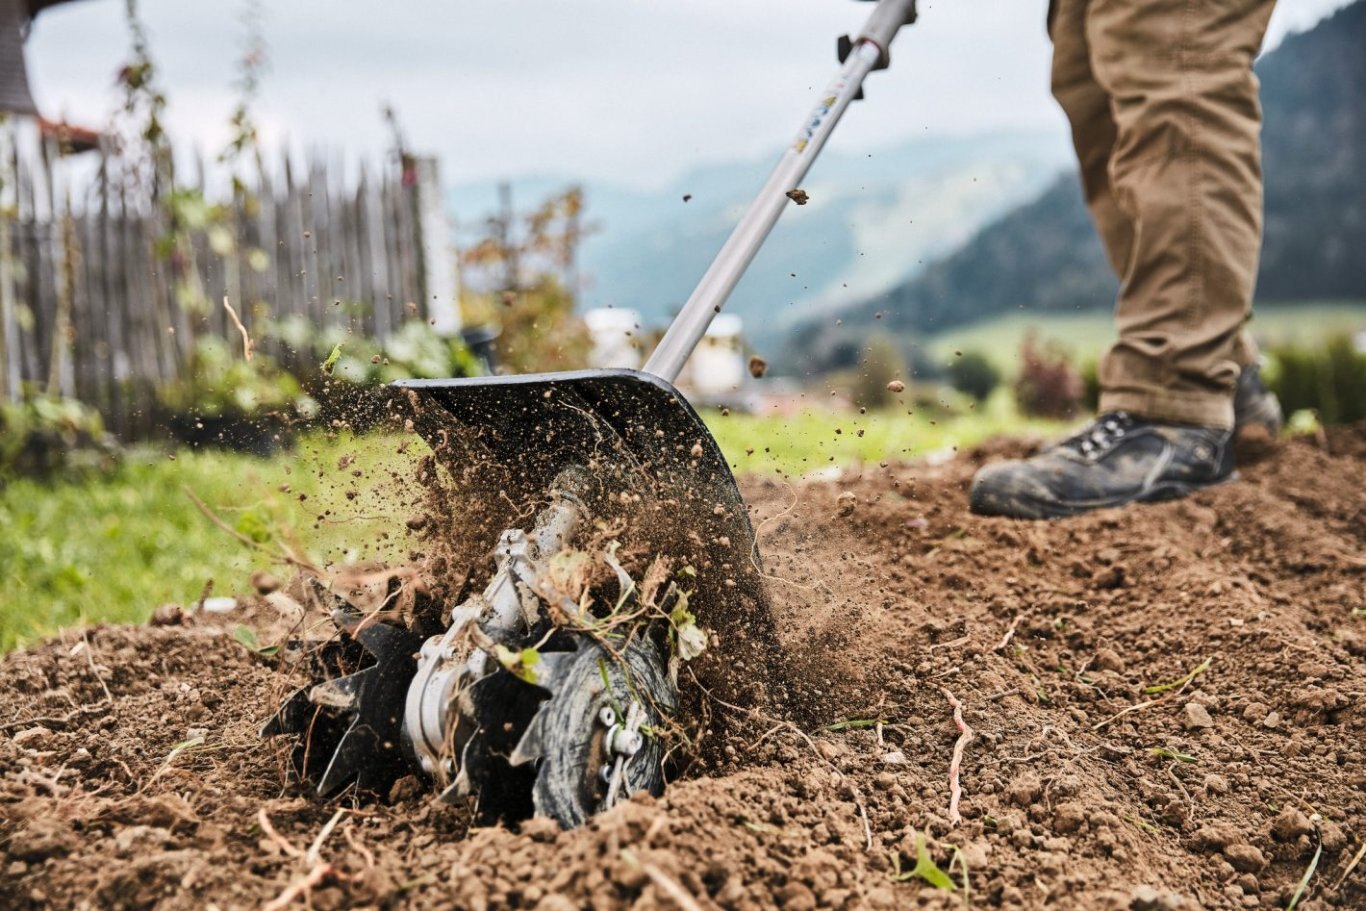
[1098,389,1234,430]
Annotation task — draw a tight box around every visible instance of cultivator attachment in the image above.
[264,370,775,827]
[264,0,920,828]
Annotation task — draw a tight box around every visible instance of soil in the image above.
[2,428,1364,911]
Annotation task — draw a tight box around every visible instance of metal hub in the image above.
[264,466,678,827]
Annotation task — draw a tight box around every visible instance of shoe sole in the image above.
[970,472,1239,520]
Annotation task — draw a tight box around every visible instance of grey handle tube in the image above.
[643,0,918,383]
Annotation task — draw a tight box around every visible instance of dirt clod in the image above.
[1271,808,1314,842]
[1223,844,1268,873]
[1182,702,1213,730]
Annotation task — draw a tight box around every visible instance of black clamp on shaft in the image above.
[837,0,917,100]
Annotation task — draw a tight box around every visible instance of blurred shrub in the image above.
[271,316,482,386]
[946,350,1001,402]
[1080,360,1101,412]
[1014,333,1084,419]
[852,334,907,409]
[0,392,120,481]
[159,336,315,422]
[1264,333,1366,425]
[492,276,591,375]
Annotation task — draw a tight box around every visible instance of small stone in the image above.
[1241,702,1269,722]
[1203,773,1230,795]
[1262,711,1281,729]
[885,380,906,393]
[1004,771,1042,806]
[387,775,423,803]
[1320,820,1347,852]
[1271,808,1314,842]
[777,881,817,911]
[1095,647,1126,671]
[690,442,704,459]
[1183,702,1214,730]
[1130,884,1185,911]
[1192,824,1242,851]
[520,815,561,843]
[880,750,908,765]
[1054,802,1087,834]
[534,896,578,911]
[150,604,185,627]
[250,570,282,595]
[1223,844,1267,873]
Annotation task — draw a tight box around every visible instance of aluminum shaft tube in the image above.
[643,0,917,383]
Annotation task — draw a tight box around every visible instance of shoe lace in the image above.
[1064,411,1134,458]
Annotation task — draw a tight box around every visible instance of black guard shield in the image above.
[393,369,781,714]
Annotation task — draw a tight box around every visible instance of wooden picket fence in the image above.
[0,133,431,438]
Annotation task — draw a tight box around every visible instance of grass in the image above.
[703,389,1065,478]
[0,432,422,651]
[921,301,1366,373]
[1,398,1057,651]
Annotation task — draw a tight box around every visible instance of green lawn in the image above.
[922,301,1366,373]
[1,400,1057,650]
[0,433,423,651]
[703,390,1063,477]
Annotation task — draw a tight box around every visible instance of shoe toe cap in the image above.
[969,460,1060,519]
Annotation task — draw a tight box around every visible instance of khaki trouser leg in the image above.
[1049,0,1275,429]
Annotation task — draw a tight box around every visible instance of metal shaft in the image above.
[643,0,917,383]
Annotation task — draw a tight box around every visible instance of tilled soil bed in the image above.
[2,430,1364,911]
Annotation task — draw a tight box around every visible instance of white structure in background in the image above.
[585,307,643,369]
[411,156,461,336]
[687,313,746,400]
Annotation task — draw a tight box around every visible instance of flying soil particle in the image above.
[886,380,906,393]
[748,355,768,379]
[785,188,810,205]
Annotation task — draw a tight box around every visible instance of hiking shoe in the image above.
[969,412,1234,519]
[1234,362,1283,435]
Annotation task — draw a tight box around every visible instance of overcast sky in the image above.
[26,0,1353,191]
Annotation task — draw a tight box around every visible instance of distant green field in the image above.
[922,301,1366,374]
[703,390,1062,478]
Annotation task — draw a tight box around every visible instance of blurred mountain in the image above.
[448,130,1070,347]
[787,0,1366,373]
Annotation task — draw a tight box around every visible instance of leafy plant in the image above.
[891,831,957,891]
[494,644,542,685]
[1142,657,1212,695]
[1149,747,1197,762]
[1265,333,1366,425]
[0,392,120,481]
[271,316,482,386]
[1014,332,1085,419]
[946,350,1001,403]
[233,624,279,657]
[159,336,315,420]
